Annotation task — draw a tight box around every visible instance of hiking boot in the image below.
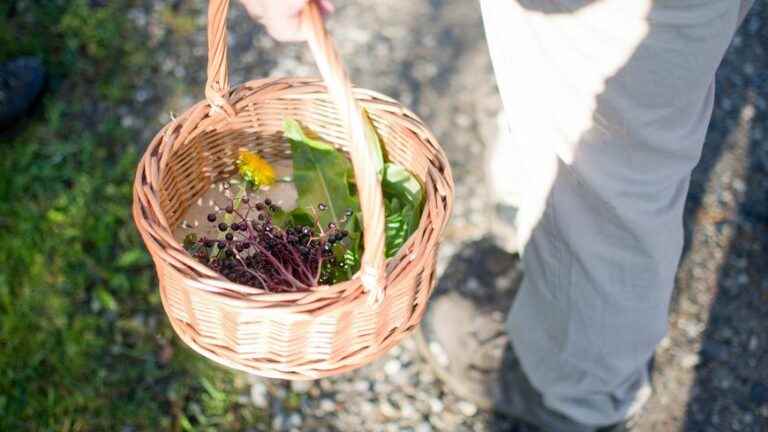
[416,239,638,431]
[416,238,521,410]
[0,56,46,130]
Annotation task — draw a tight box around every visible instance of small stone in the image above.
[401,400,418,419]
[415,422,433,432]
[681,353,700,369]
[272,414,286,430]
[319,398,336,413]
[287,413,302,428]
[457,400,478,417]
[713,368,734,390]
[465,277,482,294]
[429,398,444,413]
[384,358,402,376]
[290,380,312,393]
[250,381,269,408]
[353,380,370,393]
[748,335,759,352]
[428,341,450,367]
[379,398,400,418]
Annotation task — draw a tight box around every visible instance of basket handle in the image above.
[205,0,387,303]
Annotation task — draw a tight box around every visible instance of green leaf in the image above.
[270,207,316,230]
[285,119,361,229]
[116,248,150,267]
[362,109,385,179]
[384,204,410,258]
[288,208,315,228]
[269,207,290,228]
[382,163,424,213]
[327,211,362,284]
[95,288,118,312]
[284,118,334,151]
[381,163,424,257]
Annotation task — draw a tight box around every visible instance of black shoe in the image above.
[416,239,637,432]
[0,56,46,130]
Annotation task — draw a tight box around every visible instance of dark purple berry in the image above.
[241,197,249,204]
[345,208,353,217]
[264,198,272,206]
[225,204,234,213]
[207,213,217,222]
[328,222,336,230]
[217,240,226,249]
[204,239,215,248]
[255,203,266,211]
[225,233,234,241]
[218,222,228,232]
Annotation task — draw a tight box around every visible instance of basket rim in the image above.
[133,76,453,310]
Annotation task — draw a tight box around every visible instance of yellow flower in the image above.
[237,149,276,187]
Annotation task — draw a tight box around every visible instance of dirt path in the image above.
[142,1,767,430]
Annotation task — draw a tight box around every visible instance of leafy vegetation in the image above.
[286,119,425,282]
[0,1,262,430]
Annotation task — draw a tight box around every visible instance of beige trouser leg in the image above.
[481,0,753,426]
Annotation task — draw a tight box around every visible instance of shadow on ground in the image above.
[678,3,768,431]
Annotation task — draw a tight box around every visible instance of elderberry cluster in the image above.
[190,198,351,292]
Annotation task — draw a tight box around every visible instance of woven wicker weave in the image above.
[132,0,453,379]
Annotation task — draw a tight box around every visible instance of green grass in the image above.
[0,1,264,430]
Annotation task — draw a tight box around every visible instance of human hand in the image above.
[239,0,334,42]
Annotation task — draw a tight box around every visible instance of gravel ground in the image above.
[128,1,767,430]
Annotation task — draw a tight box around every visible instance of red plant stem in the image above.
[252,242,308,290]
[314,247,324,285]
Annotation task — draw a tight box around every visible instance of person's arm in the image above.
[240,0,334,42]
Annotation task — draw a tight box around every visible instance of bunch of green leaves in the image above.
[283,117,424,284]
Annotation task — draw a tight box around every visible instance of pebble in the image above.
[250,380,269,409]
[748,335,759,351]
[680,353,700,369]
[415,422,433,432]
[384,358,402,376]
[353,380,371,393]
[379,397,400,418]
[456,401,478,417]
[319,398,336,413]
[287,413,302,429]
[429,398,445,413]
[290,380,312,393]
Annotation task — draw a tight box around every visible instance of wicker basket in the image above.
[132,0,453,379]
